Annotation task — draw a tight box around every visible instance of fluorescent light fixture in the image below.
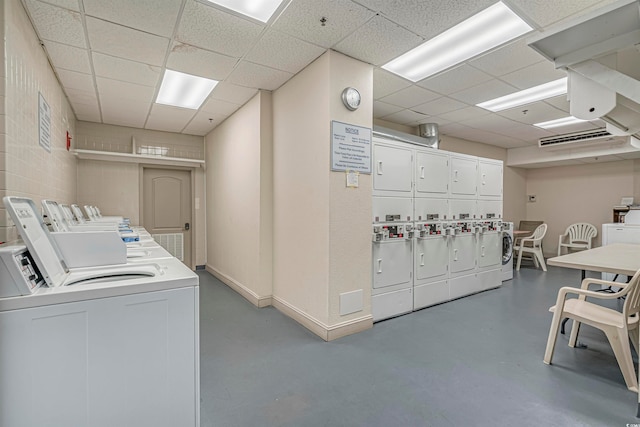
[206,0,284,22]
[534,116,587,129]
[156,69,218,110]
[382,1,532,82]
[477,78,567,112]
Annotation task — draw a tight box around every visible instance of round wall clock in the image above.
[341,87,361,111]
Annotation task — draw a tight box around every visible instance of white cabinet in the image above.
[477,232,501,269]
[450,155,477,199]
[601,223,640,281]
[449,233,476,276]
[415,150,449,197]
[373,143,413,196]
[478,160,503,199]
[477,200,502,219]
[0,287,199,427]
[372,196,413,223]
[414,197,448,221]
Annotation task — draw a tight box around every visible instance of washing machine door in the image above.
[502,233,513,265]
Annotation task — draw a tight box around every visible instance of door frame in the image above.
[139,164,196,270]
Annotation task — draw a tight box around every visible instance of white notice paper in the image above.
[331,121,371,174]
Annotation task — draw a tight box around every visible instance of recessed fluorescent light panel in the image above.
[382,1,532,82]
[477,78,567,112]
[206,0,284,22]
[156,70,218,110]
[534,116,587,129]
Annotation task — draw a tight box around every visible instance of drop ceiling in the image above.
[21,0,621,147]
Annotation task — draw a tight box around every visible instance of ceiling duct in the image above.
[528,0,640,140]
[538,128,619,150]
[373,125,439,149]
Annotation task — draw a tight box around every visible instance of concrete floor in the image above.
[199,265,638,426]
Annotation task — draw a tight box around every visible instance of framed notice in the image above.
[331,121,371,174]
[38,92,51,153]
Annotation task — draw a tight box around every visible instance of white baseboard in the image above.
[205,265,272,308]
[272,296,372,341]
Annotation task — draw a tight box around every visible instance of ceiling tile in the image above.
[86,17,169,66]
[38,0,80,11]
[71,100,100,122]
[334,15,424,66]
[438,106,491,122]
[96,77,156,103]
[274,0,374,47]
[176,1,264,58]
[24,0,86,48]
[544,95,570,113]
[200,98,241,116]
[100,99,149,128]
[373,68,412,99]
[92,53,161,87]
[460,114,523,133]
[413,97,468,116]
[43,41,91,73]
[166,42,238,81]
[183,111,223,136]
[449,79,517,105]
[417,64,493,95]
[381,109,430,124]
[415,117,452,126]
[145,104,198,133]
[245,29,325,73]
[356,0,495,39]
[497,102,568,125]
[209,82,258,106]
[510,0,619,27]
[83,0,182,37]
[500,62,567,90]
[227,61,293,91]
[66,87,98,106]
[56,69,94,92]
[443,125,529,148]
[469,39,545,77]
[373,101,403,118]
[380,86,439,108]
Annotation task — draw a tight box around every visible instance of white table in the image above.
[547,243,640,417]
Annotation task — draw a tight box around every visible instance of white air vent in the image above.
[152,233,184,261]
[538,128,618,149]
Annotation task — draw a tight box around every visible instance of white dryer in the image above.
[502,222,514,281]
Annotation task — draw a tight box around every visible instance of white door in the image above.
[478,232,501,268]
[143,168,192,267]
[450,156,477,198]
[415,236,448,281]
[372,240,412,289]
[415,150,449,196]
[414,198,448,221]
[373,144,413,195]
[450,234,476,274]
[478,160,503,198]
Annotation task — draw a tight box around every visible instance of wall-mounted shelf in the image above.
[73,149,205,168]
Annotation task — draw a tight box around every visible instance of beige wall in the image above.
[204,91,273,303]
[75,122,206,267]
[272,50,373,339]
[1,0,77,242]
[526,160,635,256]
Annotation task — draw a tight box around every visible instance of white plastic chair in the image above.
[544,269,640,392]
[557,223,597,256]
[515,223,547,271]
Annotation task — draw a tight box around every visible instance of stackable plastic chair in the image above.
[557,223,597,256]
[515,223,547,271]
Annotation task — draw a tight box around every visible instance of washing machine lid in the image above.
[3,197,69,287]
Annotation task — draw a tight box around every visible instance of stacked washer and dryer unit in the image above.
[371,134,505,322]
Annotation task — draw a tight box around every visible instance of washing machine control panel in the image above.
[416,222,444,238]
[0,245,46,298]
[372,224,413,242]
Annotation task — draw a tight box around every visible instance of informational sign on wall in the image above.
[331,121,371,174]
[38,92,51,153]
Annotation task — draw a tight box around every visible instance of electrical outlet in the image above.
[528,195,536,202]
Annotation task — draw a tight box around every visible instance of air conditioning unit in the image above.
[538,128,622,150]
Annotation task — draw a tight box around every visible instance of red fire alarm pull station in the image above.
[66,131,71,151]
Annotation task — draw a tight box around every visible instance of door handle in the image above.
[185,223,190,231]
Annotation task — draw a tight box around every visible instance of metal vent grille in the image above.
[152,233,184,261]
[539,128,612,147]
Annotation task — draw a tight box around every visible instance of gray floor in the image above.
[199,265,639,427]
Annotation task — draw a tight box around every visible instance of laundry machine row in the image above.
[372,217,504,322]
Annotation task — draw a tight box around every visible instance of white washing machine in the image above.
[502,222,514,281]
